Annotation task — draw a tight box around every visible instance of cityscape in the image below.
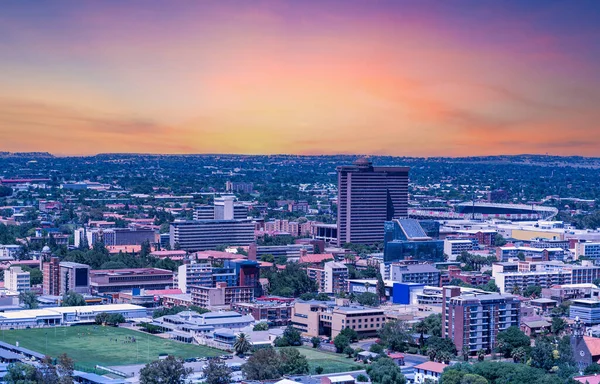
[2,1,600,384]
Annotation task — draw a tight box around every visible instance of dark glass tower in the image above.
[337,158,409,245]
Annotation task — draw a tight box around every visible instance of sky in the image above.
[1,0,600,157]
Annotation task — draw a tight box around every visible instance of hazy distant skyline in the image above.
[2,1,600,156]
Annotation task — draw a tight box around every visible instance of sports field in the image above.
[287,347,363,374]
[0,325,221,370]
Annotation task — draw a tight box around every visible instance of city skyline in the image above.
[2,1,600,156]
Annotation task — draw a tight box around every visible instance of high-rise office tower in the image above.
[337,158,409,245]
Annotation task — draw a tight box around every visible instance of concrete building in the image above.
[225,181,254,194]
[443,239,474,261]
[0,245,22,259]
[390,264,440,286]
[337,158,409,246]
[542,284,600,303]
[570,299,600,325]
[59,262,90,295]
[189,283,254,308]
[75,227,155,248]
[170,220,255,251]
[324,262,349,294]
[447,266,491,286]
[231,299,293,326]
[575,242,600,262]
[496,246,566,262]
[152,310,254,336]
[249,243,314,262]
[89,268,174,294]
[443,287,521,355]
[43,257,61,296]
[292,299,386,339]
[176,262,213,293]
[4,267,30,292]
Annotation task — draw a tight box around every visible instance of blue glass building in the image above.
[383,219,445,263]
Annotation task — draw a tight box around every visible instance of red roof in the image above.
[299,253,334,264]
[584,336,600,357]
[194,251,244,260]
[575,375,600,384]
[388,353,405,359]
[414,362,448,374]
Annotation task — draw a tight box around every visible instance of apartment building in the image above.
[307,267,326,292]
[443,287,521,355]
[390,264,441,286]
[292,299,386,339]
[447,266,490,286]
[575,242,600,262]
[176,262,213,293]
[542,283,600,303]
[324,262,349,294]
[59,262,90,295]
[443,240,474,261]
[189,283,254,308]
[4,267,30,292]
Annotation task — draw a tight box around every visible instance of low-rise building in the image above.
[231,299,293,326]
[292,298,386,339]
[444,240,473,261]
[390,264,440,286]
[90,268,174,294]
[413,361,448,384]
[190,282,254,308]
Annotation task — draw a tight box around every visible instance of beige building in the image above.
[292,298,386,339]
[190,282,253,308]
[4,266,30,292]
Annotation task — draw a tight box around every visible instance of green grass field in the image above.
[0,325,221,371]
[288,347,363,374]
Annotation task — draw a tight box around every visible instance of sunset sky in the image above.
[1,1,600,156]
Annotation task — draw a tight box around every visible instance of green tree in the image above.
[315,366,324,374]
[234,333,251,356]
[279,347,310,375]
[378,320,412,352]
[203,358,232,384]
[495,326,531,358]
[344,346,355,358]
[523,285,542,298]
[551,317,566,335]
[57,353,74,384]
[529,341,555,371]
[311,336,321,348]
[356,373,369,382]
[242,348,282,380]
[494,233,507,246]
[461,373,489,384]
[426,336,457,361]
[366,357,407,384]
[584,363,600,375]
[477,349,486,362]
[19,290,38,309]
[275,325,302,347]
[334,334,350,353]
[4,362,41,383]
[370,343,384,354]
[139,356,192,384]
[376,272,386,301]
[61,291,86,307]
[21,266,43,285]
[356,292,380,307]
[340,327,359,342]
[511,347,527,363]
[253,322,269,331]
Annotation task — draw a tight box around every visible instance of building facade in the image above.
[89,268,174,294]
[4,267,30,292]
[170,220,255,251]
[337,158,409,246]
[443,287,521,355]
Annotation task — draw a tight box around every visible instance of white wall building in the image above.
[443,239,473,260]
[4,267,30,292]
